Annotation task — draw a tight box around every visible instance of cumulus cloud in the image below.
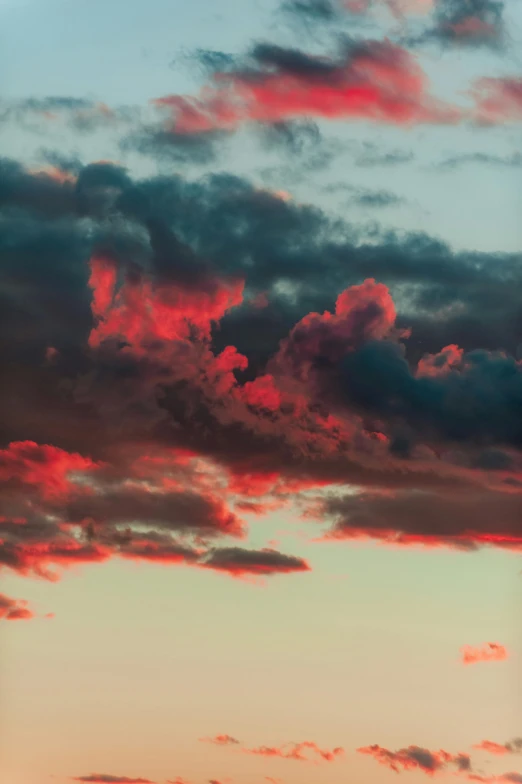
[1,157,522,599]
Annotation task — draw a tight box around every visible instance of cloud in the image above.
[282,0,435,21]
[315,488,522,551]
[199,547,311,577]
[1,159,522,594]
[154,39,462,134]
[339,340,522,447]
[461,643,509,665]
[201,735,241,745]
[437,152,522,170]
[357,744,471,774]
[279,0,339,23]
[465,773,522,784]
[325,183,405,208]
[0,97,126,136]
[167,778,191,784]
[431,0,505,48]
[0,593,35,620]
[71,777,154,783]
[473,740,522,756]
[353,142,414,166]
[244,740,344,762]
[471,77,522,124]
[403,0,506,50]
[120,127,223,165]
[200,734,343,762]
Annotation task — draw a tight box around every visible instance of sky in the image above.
[1,1,522,784]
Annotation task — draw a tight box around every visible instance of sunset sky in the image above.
[1,2,522,784]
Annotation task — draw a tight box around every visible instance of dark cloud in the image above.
[1,156,522,585]
[249,42,342,79]
[353,142,414,167]
[62,485,245,538]
[180,48,240,77]
[0,96,119,134]
[358,744,472,775]
[437,152,522,169]
[39,149,84,175]
[339,341,522,446]
[325,182,405,207]
[317,488,522,549]
[406,0,506,49]
[279,0,339,22]
[256,119,330,159]
[120,128,222,165]
[0,157,77,218]
[200,547,311,576]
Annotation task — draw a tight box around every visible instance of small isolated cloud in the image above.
[461,643,508,665]
[474,740,522,756]
[357,744,471,775]
[437,152,522,170]
[200,734,241,746]
[404,0,506,50]
[280,0,339,23]
[72,777,154,784]
[200,735,343,764]
[244,740,344,763]
[471,77,522,124]
[199,547,311,578]
[0,593,35,621]
[326,183,405,208]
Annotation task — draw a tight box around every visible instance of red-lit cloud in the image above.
[72,777,154,783]
[200,735,241,746]
[2,225,522,598]
[474,740,522,756]
[155,40,461,134]
[88,255,244,349]
[357,744,471,775]
[345,0,434,15]
[245,741,344,763]
[471,77,522,123]
[200,735,343,763]
[0,440,98,500]
[0,593,35,621]
[461,643,509,665]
